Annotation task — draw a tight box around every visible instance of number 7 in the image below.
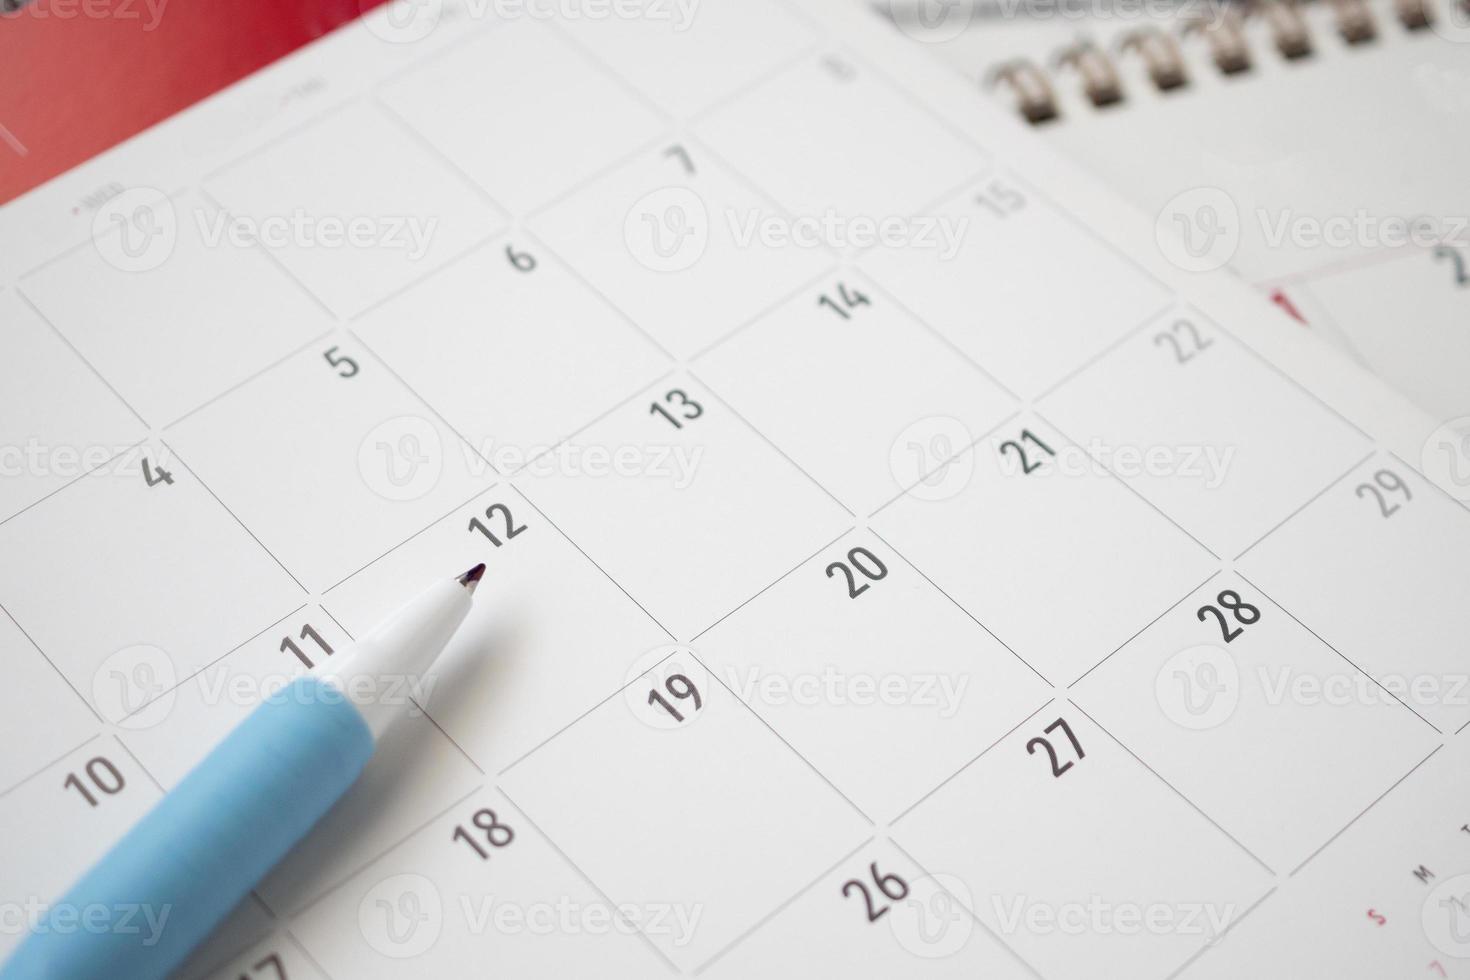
[1046,717,1084,760]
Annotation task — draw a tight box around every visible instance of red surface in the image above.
[0,0,386,204]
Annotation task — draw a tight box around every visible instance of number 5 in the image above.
[323,346,359,378]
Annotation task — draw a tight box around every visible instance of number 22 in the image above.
[1154,319,1213,364]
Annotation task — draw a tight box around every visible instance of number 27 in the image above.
[1027,717,1085,777]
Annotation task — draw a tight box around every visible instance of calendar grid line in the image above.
[843,48,994,161]
[0,596,102,725]
[768,0,824,34]
[1161,884,1279,980]
[684,367,856,517]
[867,527,1053,687]
[348,331,501,477]
[852,265,1024,403]
[506,366,679,479]
[332,223,509,322]
[888,696,1057,827]
[319,484,502,595]
[495,786,683,975]
[882,835,1049,980]
[689,834,875,976]
[496,648,681,779]
[1287,743,1443,877]
[540,18,678,129]
[341,221,514,329]
[161,327,337,432]
[1233,450,1377,562]
[315,604,355,643]
[369,94,511,215]
[1234,570,1442,735]
[868,165,1004,249]
[691,650,875,827]
[688,525,854,643]
[1003,170,1176,299]
[865,409,1022,519]
[685,263,841,365]
[683,41,826,129]
[191,186,341,323]
[328,219,482,321]
[1066,698,1276,876]
[12,229,101,287]
[0,733,101,801]
[247,891,277,922]
[1030,299,1178,405]
[0,422,113,525]
[522,132,672,226]
[198,96,361,187]
[13,287,151,430]
[517,224,680,361]
[671,133,845,270]
[160,438,311,595]
[283,927,340,980]
[1067,568,1223,689]
[189,189,343,329]
[115,603,310,728]
[408,694,486,776]
[365,10,502,93]
[506,482,677,642]
[11,183,191,286]
[283,782,484,923]
[1030,407,1222,561]
[109,732,165,796]
[239,892,286,959]
[1180,302,1373,442]
[1388,449,1470,516]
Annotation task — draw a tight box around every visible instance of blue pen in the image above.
[0,564,486,980]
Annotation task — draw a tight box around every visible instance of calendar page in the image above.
[891,0,1470,426]
[2,2,1469,978]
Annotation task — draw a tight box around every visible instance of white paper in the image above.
[1,2,1469,977]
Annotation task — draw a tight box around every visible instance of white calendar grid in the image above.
[2,2,1470,978]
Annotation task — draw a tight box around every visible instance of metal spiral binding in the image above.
[987,0,1449,123]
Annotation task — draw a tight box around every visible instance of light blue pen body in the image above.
[0,565,485,980]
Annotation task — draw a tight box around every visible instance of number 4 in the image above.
[142,457,173,487]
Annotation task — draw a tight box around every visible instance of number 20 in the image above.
[826,547,887,598]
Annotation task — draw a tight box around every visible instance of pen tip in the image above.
[458,563,486,594]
